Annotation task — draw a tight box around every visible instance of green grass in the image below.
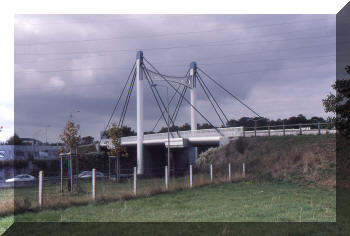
[0,176,192,208]
[0,215,13,235]
[2,182,347,235]
[8,182,335,222]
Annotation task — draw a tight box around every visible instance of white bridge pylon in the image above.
[136,51,144,175]
[136,51,198,175]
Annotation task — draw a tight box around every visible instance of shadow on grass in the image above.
[2,222,343,236]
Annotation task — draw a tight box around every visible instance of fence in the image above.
[1,162,247,215]
[242,122,335,137]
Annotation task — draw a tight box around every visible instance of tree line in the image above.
[152,114,327,134]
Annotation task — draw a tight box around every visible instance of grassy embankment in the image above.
[197,134,336,188]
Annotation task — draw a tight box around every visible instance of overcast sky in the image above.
[11,14,335,143]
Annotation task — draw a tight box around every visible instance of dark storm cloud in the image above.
[14,14,335,142]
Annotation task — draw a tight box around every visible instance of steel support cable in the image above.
[143,65,178,129]
[143,66,174,131]
[160,75,223,136]
[151,69,190,132]
[171,85,188,124]
[118,69,136,127]
[151,83,183,132]
[143,64,188,80]
[197,74,226,127]
[143,58,222,136]
[98,63,136,145]
[197,73,229,124]
[143,65,182,138]
[118,71,135,127]
[198,67,263,119]
[171,69,190,124]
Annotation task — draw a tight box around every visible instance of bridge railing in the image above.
[121,127,244,143]
[242,122,336,137]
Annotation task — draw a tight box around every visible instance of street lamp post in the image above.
[152,84,170,178]
[45,125,51,144]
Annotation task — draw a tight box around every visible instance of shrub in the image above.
[235,137,247,154]
[14,197,31,213]
[196,147,218,170]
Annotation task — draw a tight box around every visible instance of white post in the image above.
[92,168,96,200]
[38,171,43,208]
[242,162,246,177]
[133,167,137,195]
[189,164,193,188]
[136,51,144,175]
[165,166,168,190]
[60,155,63,193]
[210,164,213,183]
[228,163,231,181]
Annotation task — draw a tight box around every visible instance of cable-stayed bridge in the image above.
[99,51,335,175]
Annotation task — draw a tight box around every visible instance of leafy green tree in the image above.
[59,120,81,192]
[323,65,350,136]
[179,123,191,131]
[120,126,136,136]
[81,136,94,144]
[108,123,128,182]
[198,123,214,130]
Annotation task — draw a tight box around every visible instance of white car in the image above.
[78,171,104,179]
[5,174,35,183]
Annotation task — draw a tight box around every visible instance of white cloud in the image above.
[48,76,65,88]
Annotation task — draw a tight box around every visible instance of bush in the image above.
[14,197,31,213]
[235,137,247,154]
[196,147,218,170]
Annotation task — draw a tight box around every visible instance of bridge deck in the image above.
[100,126,335,149]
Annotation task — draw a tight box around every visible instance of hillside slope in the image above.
[197,135,336,188]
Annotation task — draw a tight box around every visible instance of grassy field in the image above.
[0,216,13,235]
[3,182,336,222]
[0,174,211,219]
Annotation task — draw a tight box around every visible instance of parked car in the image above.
[5,174,35,183]
[77,171,104,179]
